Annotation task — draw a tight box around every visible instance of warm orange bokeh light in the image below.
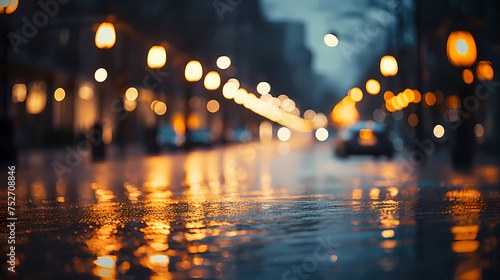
[462,69,474,84]
[446,95,461,109]
[380,55,398,77]
[403,88,415,103]
[331,97,359,127]
[153,101,167,115]
[185,60,203,82]
[383,91,394,101]
[476,61,494,81]
[359,129,373,139]
[385,100,395,112]
[424,92,436,106]
[204,71,221,90]
[412,90,421,103]
[206,99,220,113]
[147,46,167,69]
[348,87,363,102]
[1,0,18,14]
[95,22,116,49]
[365,79,380,95]
[446,31,477,67]
[408,114,419,127]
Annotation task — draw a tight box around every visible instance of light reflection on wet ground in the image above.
[1,139,500,279]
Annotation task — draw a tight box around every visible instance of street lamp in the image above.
[216,56,231,70]
[0,0,18,14]
[204,71,221,90]
[348,87,363,102]
[446,31,477,67]
[380,55,398,77]
[256,81,271,95]
[94,68,107,82]
[324,33,339,47]
[365,79,380,95]
[476,61,494,81]
[147,46,167,69]
[95,22,116,49]
[185,60,203,82]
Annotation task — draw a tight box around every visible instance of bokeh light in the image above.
[447,31,477,67]
[256,82,271,95]
[474,124,484,138]
[147,46,167,69]
[12,83,27,103]
[185,60,203,82]
[95,22,116,49]
[222,81,238,99]
[2,0,18,14]
[54,88,65,102]
[315,128,329,141]
[424,92,436,106]
[384,91,394,101]
[216,56,231,70]
[380,55,398,76]
[408,114,419,127]
[153,101,167,115]
[204,71,221,90]
[277,127,291,141]
[348,87,363,102]
[365,79,380,95]
[94,68,108,83]
[324,34,339,47]
[78,84,94,100]
[433,125,445,138]
[446,95,461,109]
[303,109,316,121]
[462,69,474,84]
[207,99,220,113]
[476,60,494,81]
[125,87,138,101]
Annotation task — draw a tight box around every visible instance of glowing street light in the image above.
[0,0,18,14]
[476,61,494,81]
[348,87,363,102]
[433,125,445,138]
[125,87,138,101]
[216,56,231,70]
[54,88,65,102]
[257,82,271,95]
[153,101,167,115]
[204,71,221,90]
[324,33,339,47]
[222,81,238,99]
[446,31,477,67]
[207,100,220,113]
[185,60,203,82]
[94,68,108,82]
[277,127,291,141]
[95,22,116,49]
[462,69,474,84]
[315,128,329,141]
[365,79,380,95]
[147,46,167,69]
[380,55,398,77]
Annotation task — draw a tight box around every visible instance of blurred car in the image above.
[189,128,214,147]
[158,125,185,149]
[334,121,393,158]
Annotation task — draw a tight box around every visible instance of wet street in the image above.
[1,137,500,280]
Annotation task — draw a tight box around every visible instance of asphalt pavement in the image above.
[1,136,500,279]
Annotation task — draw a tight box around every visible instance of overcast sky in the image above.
[260,0,400,95]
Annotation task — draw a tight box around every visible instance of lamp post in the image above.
[184,60,203,149]
[92,21,117,161]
